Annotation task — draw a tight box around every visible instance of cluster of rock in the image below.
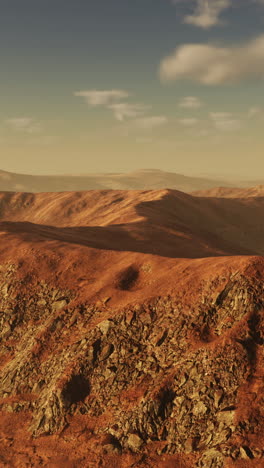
[0,261,263,467]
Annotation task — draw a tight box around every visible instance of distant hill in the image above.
[0,168,239,193]
[192,185,264,198]
[1,187,264,257]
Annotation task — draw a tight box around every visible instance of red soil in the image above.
[0,189,263,467]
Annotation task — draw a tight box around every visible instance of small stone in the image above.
[127,433,143,452]
[97,320,112,335]
[6,405,14,413]
[193,401,207,416]
[52,300,67,311]
[217,410,235,425]
[37,299,47,306]
[214,390,223,408]
[198,449,224,468]
[184,437,194,453]
[99,344,114,361]
[251,448,263,458]
[178,374,187,387]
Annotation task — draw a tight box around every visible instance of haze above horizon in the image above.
[0,0,263,178]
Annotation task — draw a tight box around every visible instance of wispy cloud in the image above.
[5,117,41,134]
[183,0,231,29]
[160,34,264,85]
[74,88,168,127]
[107,102,149,121]
[171,1,264,29]
[74,89,149,121]
[74,89,129,106]
[178,96,203,109]
[209,112,241,131]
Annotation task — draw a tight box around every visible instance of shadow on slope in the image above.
[0,190,263,258]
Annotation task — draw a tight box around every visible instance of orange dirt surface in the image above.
[0,188,263,309]
[0,411,198,468]
[0,189,263,467]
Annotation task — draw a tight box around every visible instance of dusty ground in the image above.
[0,189,263,467]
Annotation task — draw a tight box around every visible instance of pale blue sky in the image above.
[0,0,264,177]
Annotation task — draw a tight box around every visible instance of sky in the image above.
[0,0,264,178]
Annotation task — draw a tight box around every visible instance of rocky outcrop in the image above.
[0,259,263,467]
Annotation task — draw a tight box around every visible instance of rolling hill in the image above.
[193,185,264,198]
[0,168,238,193]
[0,188,263,467]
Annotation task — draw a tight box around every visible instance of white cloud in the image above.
[178,96,203,109]
[107,102,149,121]
[209,112,241,131]
[134,116,168,130]
[5,117,41,134]
[74,89,129,106]
[214,119,241,131]
[74,89,169,127]
[159,34,264,85]
[74,89,151,121]
[183,0,231,28]
[178,118,199,126]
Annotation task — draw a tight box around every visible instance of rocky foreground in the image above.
[0,256,263,467]
[0,189,263,467]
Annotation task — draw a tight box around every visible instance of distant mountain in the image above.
[193,185,264,198]
[0,168,239,193]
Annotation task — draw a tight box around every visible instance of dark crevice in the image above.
[215,283,234,306]
[199,324,212,343]
[156,330,168,347]
[237,337,257,378]
[220,405,237,412]
[242,445,254,459]
[62,374,90,406]
[236,310,263,379]
[248,312,264,345]
[103,434,122,452]
[117,266,139,291]
[93,339,101,363]
[157,388,176,421]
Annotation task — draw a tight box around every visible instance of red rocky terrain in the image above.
[0,189,263,467]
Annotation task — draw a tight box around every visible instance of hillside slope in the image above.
[0,188,264,257]
[0,189,263,467]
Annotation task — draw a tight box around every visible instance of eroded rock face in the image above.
[0,260,264,467]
